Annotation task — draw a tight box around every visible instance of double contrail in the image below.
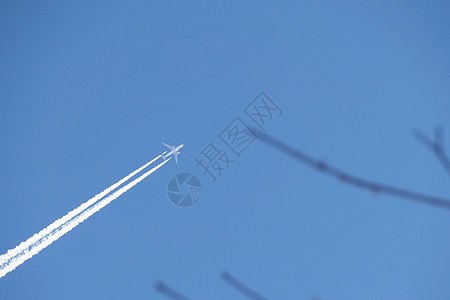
[0,155,169,278]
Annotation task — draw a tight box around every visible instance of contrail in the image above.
[0,156,168,278]
[0,155,161,267]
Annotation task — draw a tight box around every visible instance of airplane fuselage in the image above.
[162,143,184,163]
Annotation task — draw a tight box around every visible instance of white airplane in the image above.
[162,143,184,163]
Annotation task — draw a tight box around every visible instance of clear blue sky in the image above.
[1,1,449,299]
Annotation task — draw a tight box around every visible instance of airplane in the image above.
[162,143,184,163]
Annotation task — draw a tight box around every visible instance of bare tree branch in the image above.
[154,281,193,300]
[221,271,270,300]
[253,128,450,211]
[413,127,450,176]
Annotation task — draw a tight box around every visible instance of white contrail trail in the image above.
[0,156,168,278]
[0,155,161,267]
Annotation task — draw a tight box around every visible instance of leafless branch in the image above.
[154,281,193,300]
[253,128,450,211]
[221,271,270,300]
[413,127,450,176]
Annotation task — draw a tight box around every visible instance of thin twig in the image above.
[253,128,450,211]
[413,127,450,176]
[221,271,270,300]
[154,281,192,300]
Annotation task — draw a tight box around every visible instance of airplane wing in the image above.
[162,143,175,151]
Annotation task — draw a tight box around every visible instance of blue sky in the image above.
[1,1,449,299]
